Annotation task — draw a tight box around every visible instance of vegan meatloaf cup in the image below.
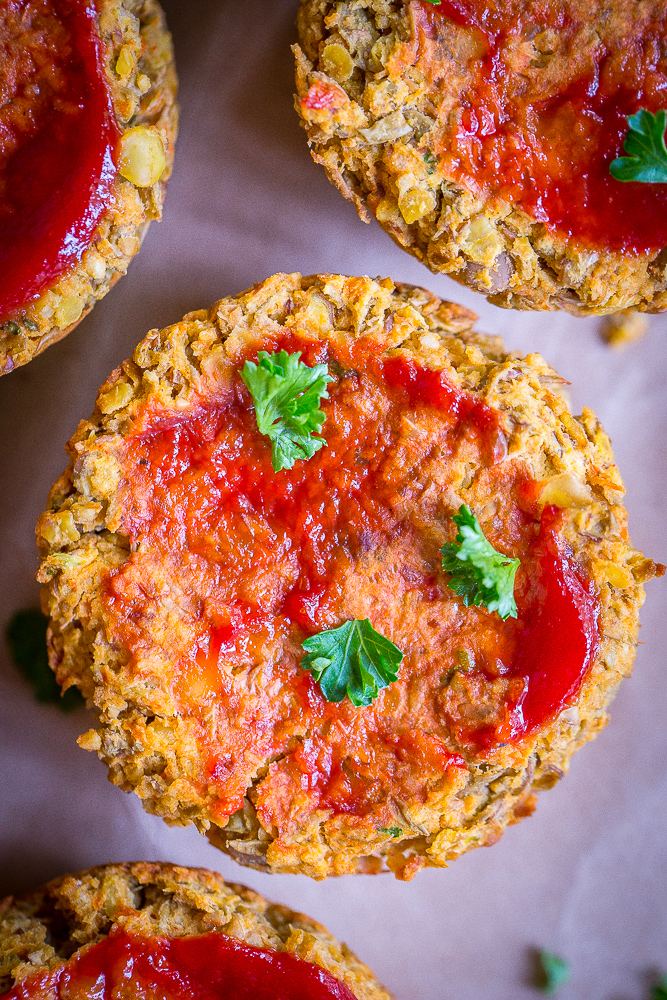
[37,273,662,880]
[0,862,391,999]
[295,1,667,315]
[0,0,178,375]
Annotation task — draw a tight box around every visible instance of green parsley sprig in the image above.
[537,951,570,996]
[6,609,84,711]
[652,976,667,1000]
[441,504,519,620]
[301,618,403,706]
[241,350,332,472]
[609,109,667,184]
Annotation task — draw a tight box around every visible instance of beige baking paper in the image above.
[1,2,666,998]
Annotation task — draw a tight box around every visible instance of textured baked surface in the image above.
[37,273,660,880]
[0,0,178,374]
[294,0,667,315]
[0,862,391,999]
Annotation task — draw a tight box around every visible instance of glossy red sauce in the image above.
[301,79,345,111]
[474,505,600,746]
[104,333,600,825]
[415,0,667,253]
[116,335,504,641]
[0,0,120,322]
[382,353,505,462]
[4,929,357,1000]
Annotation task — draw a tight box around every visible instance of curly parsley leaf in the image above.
[537,951,570,996]
[301,619,404,707]
[377,826,403,838]
[609,109,667,184]
[441,504,519,620]
[652,976,667,1000]
[6,609,84,711]
[241,350,332,472]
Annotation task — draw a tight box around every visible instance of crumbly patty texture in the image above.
[294,0,667,315]
[0,862,391,999]
[0,0,178,374]
[37,273,660,880]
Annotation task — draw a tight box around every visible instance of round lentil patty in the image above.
[295,0,667,315]
[0,862,391,999]
[0,0,178,375]
[36,273,662,879]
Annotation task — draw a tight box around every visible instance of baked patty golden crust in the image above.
[0,862,392,1000]
[0,0,178,375]
[295,0,667,315]
[37,274,661,880]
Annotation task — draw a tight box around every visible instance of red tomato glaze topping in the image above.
[0,0,120,322]
[415,0,667,253]
[483,504,600,747]
[4,929,357,1000]
[104,333,600,829]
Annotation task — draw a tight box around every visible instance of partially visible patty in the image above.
[0,862,392,999]
[295,0,667,315]
[0,0,178,374]
[36,273,662,880]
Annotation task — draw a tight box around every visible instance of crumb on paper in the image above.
[601,311,649,348]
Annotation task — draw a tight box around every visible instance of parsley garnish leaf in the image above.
[6,609,84,711]
[537,951,570,995]
[377,826,403,838]
[609,109,667,184]
[441,504,519,619]
[241,350,332,472]
[301,619,404,706]
[652,976,667,1000]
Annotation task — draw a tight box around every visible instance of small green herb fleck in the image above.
[441,504,519,619]
[5,321,20,336]
[6,609,84,711]
[423,150,437,174]
[241,350,332,472]
[302,619,404,707]
[537,951,570,996]
[652,975,667,1000]
[22,315,39,332]
[422,0,442,4]
[377,826,403,838]
[609,109,667,184]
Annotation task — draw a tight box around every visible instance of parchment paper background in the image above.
[1,3,667,998]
